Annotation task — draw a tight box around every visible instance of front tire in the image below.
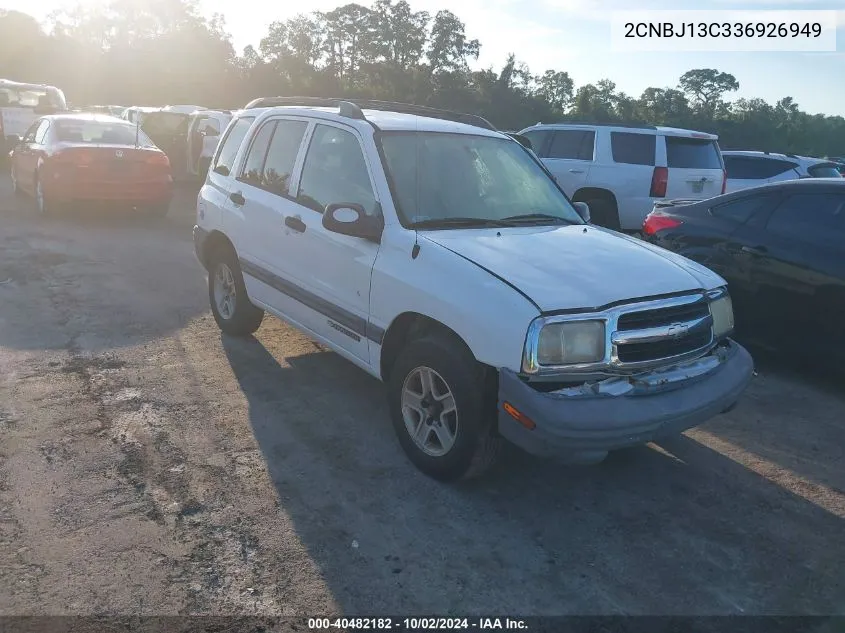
[388,332,502,482]
[583,197,620,231]
[208,246,264,336]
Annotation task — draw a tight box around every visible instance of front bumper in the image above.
[497,340,754,462]
[193,225,210,268]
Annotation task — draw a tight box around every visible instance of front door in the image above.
[285,121,382,364]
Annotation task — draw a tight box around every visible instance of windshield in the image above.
[55,119,155,146]
[379,132,583,228]
[0,85,67,110]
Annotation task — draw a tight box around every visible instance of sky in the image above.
[5,0,845,116]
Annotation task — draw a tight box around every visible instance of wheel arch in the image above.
[201,229,236,270]
[379,312,479,382]
[571,186,618,207]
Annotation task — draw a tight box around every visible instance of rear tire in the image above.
[147,202,170,218]
[388,332,502,482]
[584,197,620,231]
[34,172,60,216]
[207,246,264,336]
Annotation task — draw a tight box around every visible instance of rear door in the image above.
[663,135,724,200]
[538,128,594,196]
[738,190,845,353]
[598,130,657,227]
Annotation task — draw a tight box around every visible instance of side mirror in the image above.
[573,201,591,223]
[323,203,384,242]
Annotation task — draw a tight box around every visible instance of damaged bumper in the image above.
[496,339,754,462]
[193,225,209,268]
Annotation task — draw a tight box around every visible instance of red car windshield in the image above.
[55,120,155,147]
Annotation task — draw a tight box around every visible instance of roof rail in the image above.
[241,96,496,131]
[532,121,658,130]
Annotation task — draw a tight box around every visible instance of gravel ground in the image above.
[0,176,843,617]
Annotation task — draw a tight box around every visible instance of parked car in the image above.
[722,150,842,192]
[85,105,126,117]
[192,97,753,482]
[641,179,845,360]
[1,79,67,161]
[185,109,234,180]
[516,122,726,231]
[135,109,194,179]
[120,106,159,125]
[8,113,172,216]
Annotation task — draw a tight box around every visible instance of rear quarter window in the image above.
[665,137,722,169]
[610,132,655,166]
[546,130,594,161]
[724,156,797,180]
[807,163,842,179]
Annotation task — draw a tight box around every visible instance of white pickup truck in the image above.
[193,98,754,482]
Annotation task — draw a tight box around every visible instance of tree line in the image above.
[1,0,843,157]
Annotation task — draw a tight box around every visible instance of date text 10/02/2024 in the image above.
[308,617,529,630]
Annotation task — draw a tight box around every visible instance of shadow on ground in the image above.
[222,333,845,616]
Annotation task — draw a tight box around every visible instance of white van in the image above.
[518,123,727,231]
[0,79,67,157]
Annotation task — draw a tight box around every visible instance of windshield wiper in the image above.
[409,217,514,229]
[499,213,574,225]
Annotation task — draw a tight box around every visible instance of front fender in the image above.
[369,227,540,373]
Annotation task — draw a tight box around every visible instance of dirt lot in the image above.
[0,175,843,617]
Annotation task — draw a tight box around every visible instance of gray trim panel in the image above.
[239,257,385,344]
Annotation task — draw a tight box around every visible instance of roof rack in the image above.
[530,121,658,130]
[241,96,496,131]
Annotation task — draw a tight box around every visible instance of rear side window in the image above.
[211,116,254,177]
[521,130,551,156]
[261,120,308,196]
[711,194,777,224]
[240,121,276,186]
[807,163,842,179]
[666,137,722,169]
[765,193,845,245]
[547,130,594,161]
[610,132,655,166]
[724,156,796,180]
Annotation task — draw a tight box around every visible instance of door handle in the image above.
[229,191,245,206]
[285,215,306,233]
[741,245,767,255]
[569,169,584,174]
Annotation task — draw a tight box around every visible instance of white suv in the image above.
[722,150,842,193]
[518,123,726,231]
[193,98,753,482]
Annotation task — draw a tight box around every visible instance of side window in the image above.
[204,118,221,136]
[211,116,254,177]
[239,121,276,187]
[22,121,40,143]
[610,132,655,166]
[297,124,376,215]
[261,120,308,196]
[34,121,50,144]
[724,156,793,180]
[807,163,842,179]
[710,194,777,224]
[521,130,550,157]
[546,130,594,161]
[765,193,845,245]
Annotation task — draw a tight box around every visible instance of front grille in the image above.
[613,296,713,365]
[616,330,712,363]
[617,299,710,331]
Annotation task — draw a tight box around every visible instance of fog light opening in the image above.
[503,401,536,430]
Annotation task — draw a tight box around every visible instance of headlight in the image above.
[710,294,734,338]
[536,320,606,365]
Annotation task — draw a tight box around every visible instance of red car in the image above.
[8,113,173,216]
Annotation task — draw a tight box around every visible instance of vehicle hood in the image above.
[422,224,725,312]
